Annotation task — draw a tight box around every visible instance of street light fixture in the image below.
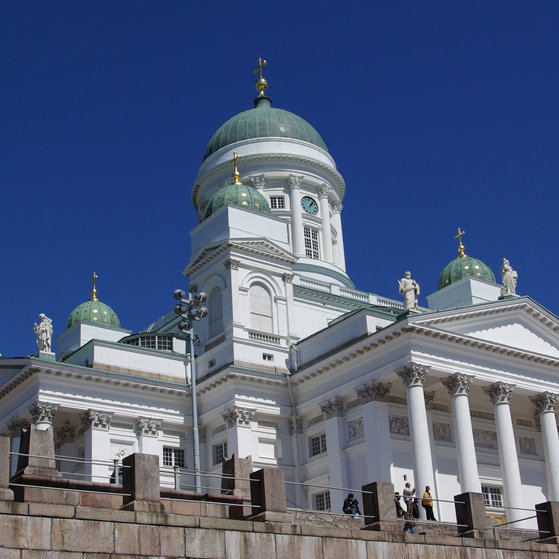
[173,288,208,493]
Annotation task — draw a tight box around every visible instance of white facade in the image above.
[0,85,558,531]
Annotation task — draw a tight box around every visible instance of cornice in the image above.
[198,365,287,395]
[0,361,187,401]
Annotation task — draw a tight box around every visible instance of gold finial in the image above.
[231,152,241,184]
[253,57,268,97]
[91,272,99,301]
[454,227,466,257]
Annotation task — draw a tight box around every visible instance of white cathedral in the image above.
[1,63,558,530]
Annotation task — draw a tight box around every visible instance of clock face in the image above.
[301,196,319,215]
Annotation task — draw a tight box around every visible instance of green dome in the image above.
[438,255,496,290]
[67,299,121,329]
[204,180,272,220]
[203,96,329,160]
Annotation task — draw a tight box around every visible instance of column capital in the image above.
[7,418,29,435]
[289,416,303,435]
[529,392,559,415]
[316,184,329,199]
[355,381,391,403]
[396,363,430,387]
[225,258,240,270]
[331,202,342,214]
[29,401,58,426]
[136,417,162,437]
[288,174,304,190]
[221,406,256,428]
[442,373,474,396]
[320,397,344,419]
[249,174,265,190]
[483,382,515,405]
[81,409,113,431]
[282,273,294,284]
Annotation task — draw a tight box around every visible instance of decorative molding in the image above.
[396,363,430,387]
[519,436,537,456]
[432,422,452,442]
[473,428,498,449]
[389,415,410,436]
[470,409,495,421]
[348,417,364,441]
[29,401,58,425]
[516,418,533,427]
[529,392,559,415]
[81,410,113,431]
[289,417,303,435]
[320,397,344,419]
[307,414,325,427]
[442,373,473,397]
[345,398,361,411]
[221,406,256,428]
[484,382,515,405]
[355,381,391,404]
[212,424,227,435]
[258,420,278,430]
[136,417,162,437]
[224,259,240,270]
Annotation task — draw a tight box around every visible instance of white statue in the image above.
[501,258,518,296]
[34,313,53,353]
[399,271,420,311]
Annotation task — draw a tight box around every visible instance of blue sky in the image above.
[1,1,558,357]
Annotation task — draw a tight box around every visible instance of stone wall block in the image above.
[454,492,492,535]
[51,518,114,553]
[536,501,559,542]
[0,515,51,550]
[121,452,163,512]
[362,481,395,525]
[250,468,287,515]
[184,527,226,558]
[115,522,161,556]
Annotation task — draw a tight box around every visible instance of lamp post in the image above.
[173,288,208,493]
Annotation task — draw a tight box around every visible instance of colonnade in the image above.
[319,362,559,527]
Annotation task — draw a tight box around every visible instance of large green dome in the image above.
[438,254,496,290]
[204,180,272,220]
[203,96,329,160]
[67,299,121,329]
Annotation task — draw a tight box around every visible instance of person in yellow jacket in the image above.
[422,485,437,521]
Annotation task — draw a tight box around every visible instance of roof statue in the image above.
[399,271,420,311]
[33,313,53,353]
[501,258,518,296]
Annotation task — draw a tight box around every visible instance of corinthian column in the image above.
[442,373,481,493]
[529,392,559,501]
[317,185,333,263]
[396,363,436,509]
[483,382,525,526]
[288,175,305,257]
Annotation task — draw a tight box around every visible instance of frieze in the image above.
[213,424,227,435]
[307,414,325,427]
[519,436,537,456]
[258,420,279,430]
[389,415,410,436]
[473,428,498,449]
[432,422,452,442]
[348,417,364,441]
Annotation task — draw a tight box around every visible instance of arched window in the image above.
[208,288,223,339]
[250,283,273,332]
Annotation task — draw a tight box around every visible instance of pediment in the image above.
[184,238,296,275]
[411,299,559,358]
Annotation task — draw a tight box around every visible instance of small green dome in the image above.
[67,299,121,329]
[204,180,272,220]
[438,255,496,290]
[203,96,329,160]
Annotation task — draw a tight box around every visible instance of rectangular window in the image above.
[270,195,285,209]
[304,227,319,259]
[310,433,327,457]
[314,491,331,511]
[213,441,228,465]
[263,353,274,362]
[482,486,503,508]
[162,447,185,468]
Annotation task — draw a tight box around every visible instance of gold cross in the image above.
[232,152,241,184]
[253,57,267,80]
[454,227,466,256]
[91,271,99,301]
